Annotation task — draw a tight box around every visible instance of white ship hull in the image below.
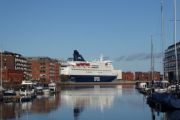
[61,50,117,82]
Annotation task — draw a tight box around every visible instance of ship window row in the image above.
[91,67,99,68]
[86,72,92,73]
[71,69,111,72]
[72,69,102,71]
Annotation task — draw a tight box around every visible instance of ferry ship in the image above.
[61,50,117,82]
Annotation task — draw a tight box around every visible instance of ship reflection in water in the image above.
[0,85,177,120]
[60,85,123,119]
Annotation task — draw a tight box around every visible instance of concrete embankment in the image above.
[1,80,139,89]
[58,80,139,85]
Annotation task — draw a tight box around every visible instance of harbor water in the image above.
[0,85,175,120]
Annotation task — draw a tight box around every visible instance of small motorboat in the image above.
[4,89,16,96]
[20,80,36,96]
[43,87,50,94]
[36,82,44,92]
[48,82,57,91]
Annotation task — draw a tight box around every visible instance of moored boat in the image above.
[48,82,56,91]
[164,0,180,109]
[20,80,36,97]
[43,87,50,94]
[21,95,31,102]
[36,82,44,92]
[4,89,16,96]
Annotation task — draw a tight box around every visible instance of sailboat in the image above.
[153,0,169,93]
[0,45,5,96]
[147,0,170,104]
[164,0,180,109]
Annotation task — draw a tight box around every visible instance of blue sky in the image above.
[0,0,180,74]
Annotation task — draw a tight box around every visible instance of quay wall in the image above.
[2,80,143,89]
[57,80,141,85]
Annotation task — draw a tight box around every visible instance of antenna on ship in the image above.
[100,54,103,61]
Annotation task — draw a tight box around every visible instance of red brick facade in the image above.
[0,51,27,84]
[26,59,61,83]
[0,69,24,84]
[135,71,160,80]
[122,71,134,80]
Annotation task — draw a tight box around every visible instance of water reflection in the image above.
[0,102,21,119]
[60,85,132,120]
[31,93,60,113]
[0,93,60,119]
[1,85,176,120]
[149,107,180,120]
[166,110,180,120]
[60,85,122,109]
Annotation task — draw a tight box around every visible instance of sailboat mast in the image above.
[151,36,154,80]
[1,45,2,86]
[161,0,164,81]
[174,0,179,84]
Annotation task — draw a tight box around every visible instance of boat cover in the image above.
[0,86,5,91]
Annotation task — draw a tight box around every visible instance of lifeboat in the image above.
[80,63,85,65]
[76,63,80,66]
[85,63,90,66]
[105,63,108,65]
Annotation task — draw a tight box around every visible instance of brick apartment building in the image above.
[135,71,160,81]
[122,71,134,80]
[25,57,61,83]
[0,51,26,83]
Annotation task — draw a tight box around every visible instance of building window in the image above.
[40,74,46,77]
[28,74,32,77]
[40,63,46,65]
[40,78,46,81]
[40,70,46,73]
[1,72,5,75]
[40,66,46,69]
[27,63,32,65]
[4,59,6,67]
[27,67,32,69]
[27,71,32,73]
